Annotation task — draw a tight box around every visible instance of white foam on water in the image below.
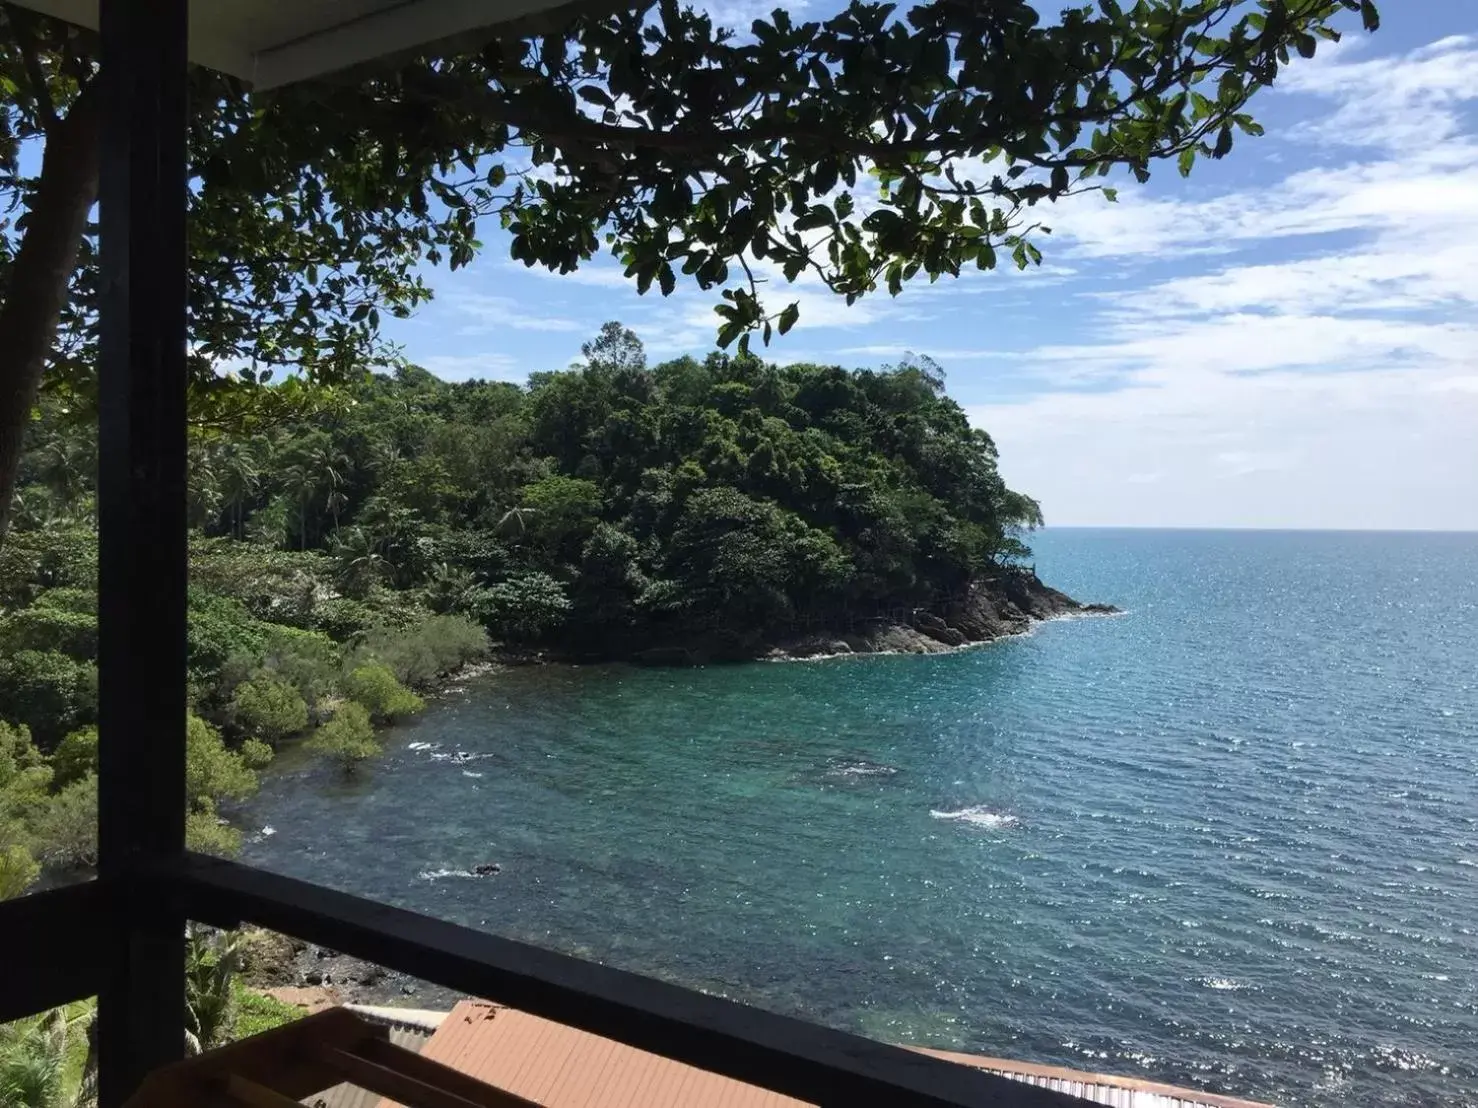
[1201,976,1249,991]
[462,770,483,778]
[407,742,439,752]
[929,806,1019,830]
[828,760,899,779]
[417,868,475,881]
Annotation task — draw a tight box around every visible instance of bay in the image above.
[241,528,1478,1106]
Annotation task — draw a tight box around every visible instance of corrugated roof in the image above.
[369,1002,1275,1108]
[305,1024,433,1108]
[916,1048,1274,1108]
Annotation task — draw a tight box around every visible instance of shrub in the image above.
[187,591,269,688]
[480,572,571,643]
[30,774,98,871]
[256,627,343,714]
[0,526,97,607]
[188,538,329,626]
[0,841,40,900]
[0,651,97,749]
[0,606,98,660]
[357,614,487,689]
[31,587,96,615]
[0,720,50,800]
[186,800,243,857]
[229,674,309,744]
[50,727,98,788]
[186,714,265,809]
[231,983,303,1040]
[304,702,380,772]
[343,664,424,722]
[311,597,381,642]
[239,739,274,771]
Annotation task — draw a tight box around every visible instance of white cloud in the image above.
[968,33,1478,530]
[450,291,586,334]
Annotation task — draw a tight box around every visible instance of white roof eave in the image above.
[9,0,599,89]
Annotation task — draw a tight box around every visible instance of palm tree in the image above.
[217,440,264,539]
[33,438,91,508]
[0,1007,88,1108]
[330,526,387,599]
[301,439,351,530]
[186,442,222,529]
[495,504,537,539]
[277,463,321,551]
[423,562,480,614]
[184,926,242,1055]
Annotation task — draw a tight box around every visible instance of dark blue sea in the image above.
[242,529,1478,1106]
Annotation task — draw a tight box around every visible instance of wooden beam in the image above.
[171,854,1088,1107]
[95,0,190,1102]
[0,881,107,1023]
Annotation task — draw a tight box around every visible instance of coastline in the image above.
[246,570,1120,1007]
[598,570,1120,667]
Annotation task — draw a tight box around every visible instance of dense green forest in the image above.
[0,323,1042,896]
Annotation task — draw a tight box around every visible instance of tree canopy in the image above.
[0,0,1379,540]
[14,325,1048,657]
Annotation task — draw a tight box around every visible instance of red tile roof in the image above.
[376,1000,807,1108]
[374,1001,1274,1108]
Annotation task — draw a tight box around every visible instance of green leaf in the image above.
[1177,147,1195,177]
[1360,0,1380,32]
[777,302,800,335]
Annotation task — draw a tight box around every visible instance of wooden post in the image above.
[95,0,190,1103]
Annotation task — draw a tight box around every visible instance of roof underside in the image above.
[10,0,585,88]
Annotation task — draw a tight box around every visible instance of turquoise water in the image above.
[241,529,1478,1106]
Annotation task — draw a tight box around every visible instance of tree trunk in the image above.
[0,78,103,548]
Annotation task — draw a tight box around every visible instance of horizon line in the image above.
[1037,524,1478,535]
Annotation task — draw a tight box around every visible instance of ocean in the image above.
[241,528,1478,1106]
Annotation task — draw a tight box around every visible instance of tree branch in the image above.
[6,4,59,129]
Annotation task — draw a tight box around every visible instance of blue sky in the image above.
[385,2,1478,531]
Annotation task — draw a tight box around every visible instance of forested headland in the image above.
[0,322,1088,895]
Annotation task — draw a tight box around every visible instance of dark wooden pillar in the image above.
[95,0,190,1103]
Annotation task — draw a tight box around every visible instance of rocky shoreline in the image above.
[626,570,1119,666]
[241,929,469,1010]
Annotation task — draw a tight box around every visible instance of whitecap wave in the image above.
[407,741,439,752]
[462,770,484,778]
[827,759,899,779]
[417,868,475,881]
[1200,976,1249,991]
[930,806,1019,830]
[430,750,494,763]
